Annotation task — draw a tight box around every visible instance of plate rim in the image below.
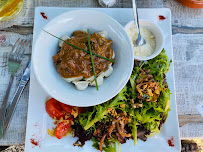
[25,7,181,152]
[32,9,134,107]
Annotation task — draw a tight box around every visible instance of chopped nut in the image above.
[135,69,161,103]
[120,104,125,108]
[147,89,153,96]
[132,103,143,109]
[107,108,113,113]
[47,129,55,136]
[71,107,79,118]
[65,115,70,120]
[142,84,148,90]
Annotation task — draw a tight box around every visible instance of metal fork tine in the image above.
[13,40,26,61]
[11,39,20,55]
[17,40,29,60]
[25,40,29,46]
[15,39,24,54]
[12,38,20,51]
[16,40,26,53]
[19,40,29,60]
[12,39,22,54]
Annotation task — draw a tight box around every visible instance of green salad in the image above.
[72,49,172,152]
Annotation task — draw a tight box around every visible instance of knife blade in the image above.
[2,59,31,135]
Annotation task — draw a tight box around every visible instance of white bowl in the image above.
[32,10,134,107]
[124,20,165,61]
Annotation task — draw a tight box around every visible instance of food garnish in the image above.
[87,29,98,90]
[46,49,172,152]
[136,69,161,102]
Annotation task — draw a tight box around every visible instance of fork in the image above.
[0,38,29,138]
[132,0,146,46]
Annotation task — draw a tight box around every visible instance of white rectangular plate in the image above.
[25,7,181,152]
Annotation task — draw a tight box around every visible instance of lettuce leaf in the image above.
[74,49,172,151]
[78,86,127,130]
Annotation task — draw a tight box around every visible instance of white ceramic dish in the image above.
[25,7,180,152]
[125,20,165,61]
[32,10,134,107]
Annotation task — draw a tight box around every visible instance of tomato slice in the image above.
[46,98,66,119]
[60,103,72,114]
[77,107,85,114]
[55,119,72,139]
[60,103,84,115]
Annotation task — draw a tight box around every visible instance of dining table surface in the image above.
[0,0,203,148]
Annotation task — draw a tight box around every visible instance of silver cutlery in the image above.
[3,59,31,135]
[0,39,29,138]
[132,0,146,46]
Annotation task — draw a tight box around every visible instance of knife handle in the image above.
[3,80,27,133]
[0,75,14,138]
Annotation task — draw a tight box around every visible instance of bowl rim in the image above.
[124,19,165,61]
[32,9,134,107]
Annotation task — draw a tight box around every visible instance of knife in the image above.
[2,59,31,136]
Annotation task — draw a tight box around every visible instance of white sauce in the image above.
[127,26,156,57]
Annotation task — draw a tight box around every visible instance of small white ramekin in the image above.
[124,19,165,61]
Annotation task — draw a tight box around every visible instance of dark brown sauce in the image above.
[159,15,166,21]
[53,31,114,78]
[30,138,39,146]
[167,136,175,147]
[40,12,47,20]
